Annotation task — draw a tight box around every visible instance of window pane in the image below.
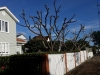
[0,43,1,53]
[2,21,5,31]
[2,43,5,53]
[5,22,8,32]
[5,43,8,53]
[0,20,1,31]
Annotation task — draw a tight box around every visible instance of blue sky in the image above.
[0,0,100,43]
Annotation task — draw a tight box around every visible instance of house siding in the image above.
[0,10,17,55]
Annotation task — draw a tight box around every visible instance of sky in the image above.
[0,0,100,45]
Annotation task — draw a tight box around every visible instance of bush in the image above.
[0,56,9,75]
[92,46,96,54]
[0,53,42,75]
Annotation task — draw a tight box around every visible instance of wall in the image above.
[0,9,17,55]
[75,52,80,66]
[48,54,66,75]
[46,50,93,75]
[16,46,22,54]
[67,53,75,71]
[88,52,93,58]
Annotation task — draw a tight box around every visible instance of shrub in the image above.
[0,53,42,75]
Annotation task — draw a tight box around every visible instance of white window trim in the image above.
[0,19,9,33]
[0,42,9,54]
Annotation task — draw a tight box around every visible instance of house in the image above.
[16,34,27,54]
[17,34,27,45]
[33,35,50,42]
[0,6,19,56]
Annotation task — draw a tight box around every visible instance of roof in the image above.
[17,38,26,43]
[33,36,49,40]
[0,6,19,22]
[17,34,23,37]
[45,36,49,39]
[17,34,27,40]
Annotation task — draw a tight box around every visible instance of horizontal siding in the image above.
[0,10,17,55]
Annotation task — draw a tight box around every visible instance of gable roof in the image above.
[0,6,19,22]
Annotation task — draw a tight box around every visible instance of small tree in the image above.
[91,31,100,47]
[91,46,97,54]
[23,39,48,52]
[65,25,92,51]
[18,0,76,51]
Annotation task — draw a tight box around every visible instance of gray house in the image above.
[0,6,19,56]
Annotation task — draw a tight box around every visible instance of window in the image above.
[0,43,1,53]
[2,21,5,31]
[5,22,8,32]
[0,42,9,54]
[0,20,1,31]
[0,20,9,33]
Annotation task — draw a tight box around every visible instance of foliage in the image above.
[64,40,73,51]
[91,46,97,54]
[0,56,9,75]
[23,37,90,52]
[91,31,100,47]
[52,41,61,51]
[0,53,43,75]
[77,39,90,50]
[23,39,49,53]
[23,39,66,52]
[64,39,90,51]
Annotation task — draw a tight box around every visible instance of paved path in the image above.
[66,53,100,75]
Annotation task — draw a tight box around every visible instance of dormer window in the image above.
[0,19,9,33]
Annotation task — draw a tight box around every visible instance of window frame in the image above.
[0,19,9,33]
[0,20,1,31]
[0,42,9,54]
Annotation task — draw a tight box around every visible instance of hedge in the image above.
[0,53,42,75]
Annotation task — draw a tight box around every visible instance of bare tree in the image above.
[18,0,76,51]
[67,24,92,51]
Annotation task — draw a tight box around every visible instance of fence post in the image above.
[80,51,81,64]
[74,52,76,67]
[42,54,49,75]
[65,53,68,72]
[86,50,88,60]
[83,51,85,61]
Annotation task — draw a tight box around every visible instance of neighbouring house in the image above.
[33,35,50,42]
[0,6,19,56]
[16,34,27,54]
